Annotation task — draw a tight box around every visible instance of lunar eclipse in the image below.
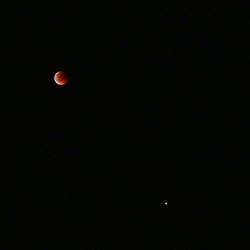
[54,71,68,86]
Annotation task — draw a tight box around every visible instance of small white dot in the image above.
[165,202,168,206]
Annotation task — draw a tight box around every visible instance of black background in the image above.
[0,2,248,249]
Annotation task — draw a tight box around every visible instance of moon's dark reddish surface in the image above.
[54,71,68,85]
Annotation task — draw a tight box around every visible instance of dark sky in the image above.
[0,2,248,250]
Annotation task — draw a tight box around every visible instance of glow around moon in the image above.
[54,71,68,86]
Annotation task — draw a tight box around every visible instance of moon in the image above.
[54,71,68,86]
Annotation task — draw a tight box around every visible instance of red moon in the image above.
[54,71,68,85]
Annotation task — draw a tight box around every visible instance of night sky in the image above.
[0,2,248,250]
